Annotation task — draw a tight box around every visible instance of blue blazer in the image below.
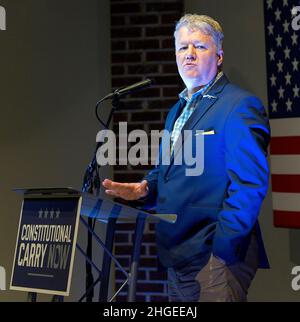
[143,74,270,268]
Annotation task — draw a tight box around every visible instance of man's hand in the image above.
[102,179,149,201]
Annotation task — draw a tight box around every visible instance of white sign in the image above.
[0,6,6,31]
[0,266,6,290]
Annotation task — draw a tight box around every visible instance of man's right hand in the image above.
[102,179,149,201]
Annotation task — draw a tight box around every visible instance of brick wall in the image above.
[110,0,183,302]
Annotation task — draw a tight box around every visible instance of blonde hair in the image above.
[174,14,224,51]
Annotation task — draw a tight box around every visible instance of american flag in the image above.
[264,0,300,227]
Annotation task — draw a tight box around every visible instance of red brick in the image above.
[117,100,144,110]
[129,39,159,50]
[163,86,183,97]
[113,112,128,122]
[130,15,158,25]
[153,75,181,85]
[148,99,177,110]
[112,76,141,88]
[112,52,142,64]
[162,38,175,49]
[116,223,136,231]
[114,232,129,243]
[111,3,141,14]
[146,51,175,62]
[142,233,156,243]
[115,245,146,255]
[131,111,161,122]
[161,13,182,24]
[111,65,125,75]
[130,87,160,98]
[128,64,159,75]
[136,282,164,293]
[162,63,178,73]
[146,26,174,37]
[112,40,126,51]
[111,15,126,25]
[111,27,141,39]
[149,270,167,281]
[146,2,182,12]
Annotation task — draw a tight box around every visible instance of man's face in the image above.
[175,26,223,92]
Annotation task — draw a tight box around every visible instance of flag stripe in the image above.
[272,192,300,212]
[270,155,300,174]
[270,118,300,137]
[270,137,300,154]
[263,0,300,228]
[274,211,300,229]
[271,174,300,192]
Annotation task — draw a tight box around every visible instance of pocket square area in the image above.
[195,130,216,136]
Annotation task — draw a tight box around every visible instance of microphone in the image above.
[103,79,153,100]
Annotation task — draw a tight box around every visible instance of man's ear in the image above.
[217,50,224,66]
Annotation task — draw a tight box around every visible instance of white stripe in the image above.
[272,192,300,211]
[270,118,300,137]
[270,155,300,174]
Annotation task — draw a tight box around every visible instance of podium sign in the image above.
[10,192,81,296]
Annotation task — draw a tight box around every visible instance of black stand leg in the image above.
[52,295,64,302]
[127,214,146,302]
[99,217,117,301]
[86,217,94,302]
[27,292,37,302]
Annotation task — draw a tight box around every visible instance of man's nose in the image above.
[185,45,196,59]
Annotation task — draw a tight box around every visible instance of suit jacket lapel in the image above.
[165,74,229,173]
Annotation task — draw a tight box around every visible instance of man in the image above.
[103,14,270,302]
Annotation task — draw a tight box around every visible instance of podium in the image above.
[10,188,176,302]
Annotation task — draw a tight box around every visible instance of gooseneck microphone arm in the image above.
[81,78,152,302]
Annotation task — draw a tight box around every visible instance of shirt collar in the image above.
[179,71,223,103]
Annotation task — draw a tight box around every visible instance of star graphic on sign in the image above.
[270,74,277,87]
[293,85,300,98]
[274,8,281,21]
[38,209,43,219]
[286,99,292,112]
[269,48,275,61]
[292,58,299,71]
[55,209,60,219]
[277,60,283,73]
[291,32,298,45]
[44,209,49,219]
[285,72,292,85]
[284,46,290,60]
[267,22,274,35]
[276,34,282,47]
[50,209,54,219]
[278,86,285,99]
[267,0,273,10]
[283,0,288,6]
[282,20,289,33]
[271,100,278,112]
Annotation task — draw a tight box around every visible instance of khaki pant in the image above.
[167,232,259,302]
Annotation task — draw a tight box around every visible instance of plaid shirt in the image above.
[170,72,223,154]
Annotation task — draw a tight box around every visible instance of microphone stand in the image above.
[81,94,120,302]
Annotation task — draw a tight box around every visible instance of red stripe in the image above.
[271,174,300,193]
[274,210,300,228]
[271,137,300,155]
